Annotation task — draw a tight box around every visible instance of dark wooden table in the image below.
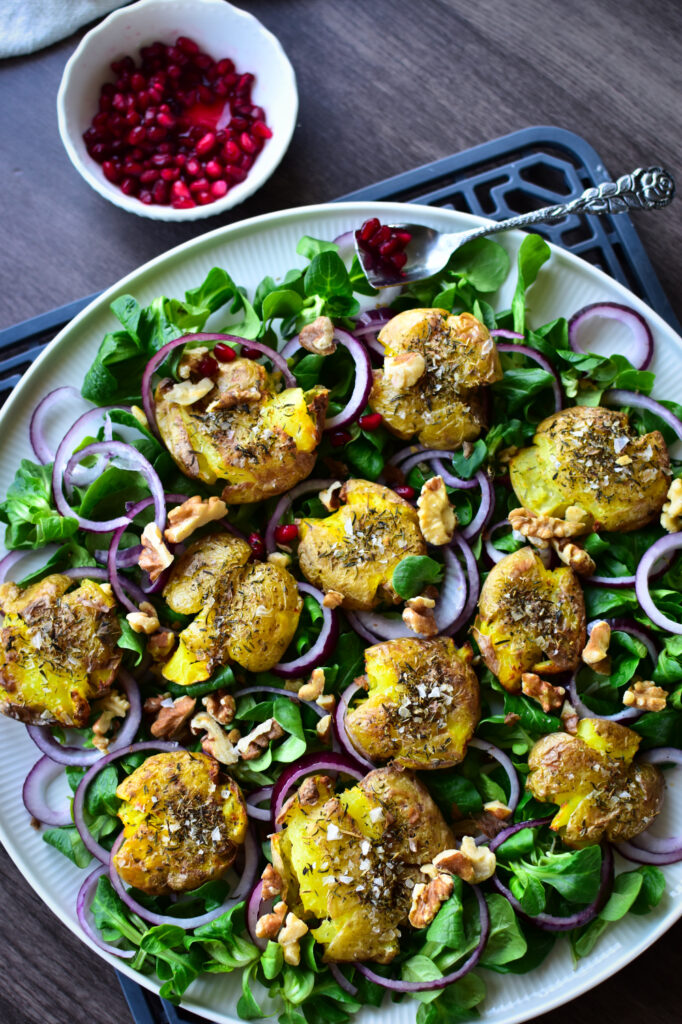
[1,1,681,1022]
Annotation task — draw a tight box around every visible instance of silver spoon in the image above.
[355,166,675,288]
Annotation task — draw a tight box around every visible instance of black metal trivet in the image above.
[0,126,677,1022]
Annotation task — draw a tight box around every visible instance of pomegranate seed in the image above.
[239,153,254,170]
[127,126,147,146]
[371,225,392,246]
[217,59,234,74]
[112,92,126,112]
[330,430,351,447]
[161,166,180,181]
[189,177,210,194]
[274,524,299,544]
[205,159,223,178]
[239,131,257,154]
[358,218,379,242]
[394,485,416,500]
[171,180,191,200]
[185,157,201,176]
[197,354,218,377]
[241,345,261,359]
[146,125,166,143]
[211,179,228,198]
[120,177,139,196]
[395,230,412,246]
[152,180,169,204]
[196,131,216,155]
[213,80,228,97]
[237,73,254,92]
[379,239,399,258]
[131,72,146,91]
[230,116,247,131]
[150,152,171,167]
[195,54,214,72]
[122,160,142,176]
[214,342,236,362]
[224,164,247,182]
[102,160,120,183]
[252,120,272,139]
[176,36,199,54]
[248,532,265,559]
[172,197,196,209]
[140,168,159,184]
[90,143,109,162]
[196,190,214,205]
[157,111,176,128]
[167,63,182,80]
[359,413,383,431]
[197,84,215,104]
[139,190,154,205]
[391,252,408,270]
[223,140,241,162]
[125,110,141,126]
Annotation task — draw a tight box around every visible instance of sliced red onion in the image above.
[273,583,339,678]
[22,755,72,827]
[363,334,386,363]
[94,492,188,568]
[432,457,485,491]
[448,533,481,635]
[355,885,489,991]
[324,329,373,430]
[490,329,524,340]
[567,674,641,724]
[616,840,682,865]
[280,336,302,361]
[490,819,613,931]
[623,749,682,861]
[62,566,109,582]
[0,550,25,584]
[635,533,682,634]
[264,478,337,553]
[397,449,480,491]
[245,786,274,823]
[484,520,511,565]
[603,389,682,444]
[345,611,384,645]
[30,386,83,464]
[334,684,375,771]
[237,686,325,719]
[272,752,364,829]
[109,823,260,928]
[141,333,296,437]
[606,618,659,664]
[569,303,654,371]
[246,880,271,950]
[353,309,394,331]
[567,618,659,723]
[386,444,428,468]
[460,471,495,541]
[587,544,673,589]
[27,669,142,767]
[77,864,136,959]
[328,963,358,997]
[468,738,520,812]
[497,343,563,412]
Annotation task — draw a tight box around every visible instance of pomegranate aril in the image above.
[391,252,408,270]
[274,524,299,544]
[140,168,159,184]
[197,354,218,377]
[112,92,127,112]
[241,346,261,359]
[252,120,272,139]
[185,157,201,176]
[224,164,247,182]
[120,177,139,196]
[395,230,412,246]
[127,126,147,146]
[195,54,214,71]
[359,218,380,242]
[371,225,392,246]
[248,533,265,559]
[90,144,109,163]
[176,35,199,54]
[157,111,176,128]
[196,190,214,205]
[139,190,154,205]
[102,160,120,183]
[122,160,142,176]
[394,485,416,500]
[171,180,192,200]
[217,58,234,74]
[223,140,241,162]
[211,179,228,198]
[196,131,216,155]
[250,105,266,120]
[330,429,352,447]
[239,132,257,154]
[379,239,399,258]
[161,166,180,181]
[172,197,196,209]
[205,159,223,178]
[197,84,215,104]
[239,153,254,170]
[214,342,236,362]
[359,413,383,431]
[146,125,167,143]
[189,178,210,194]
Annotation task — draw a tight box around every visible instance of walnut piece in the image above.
[582,620,611,675]
[623,680,667,712]
[661,478,682,532]
[483,800,512,821]
[139,523,174,582]
[322,589,344,609]
[402,594,439,637]
[316,714,332,744]
[91,690,130,751]
[299,315,336,356]
[164,377,215,405]
[316,693,336,713]
[261,864,283,900]
[278,911,309,965]
[255,900,287,941]
[237,718,285,760]
[433,836,497,883]
[190,711,239,765]
[319,481,343,512]
[150,695,196,740]
[202,689,236,725]
[384,351,426,390]
[298,667,325,702]
[560,699,580,735]
[508,506,592,546]
[164,495,227,544]
[147,629,177,661]
[126,600,160,635]
[417,476,457,545]
[521,672,565,713]
[552,537,596,576]
[408,873,453,928]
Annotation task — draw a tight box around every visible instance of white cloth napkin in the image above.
[1,1,128,59]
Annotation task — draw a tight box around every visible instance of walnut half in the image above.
[417,476,457,545]
[408,872,453,928]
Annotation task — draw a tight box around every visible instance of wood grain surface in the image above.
[1,1,681,1022]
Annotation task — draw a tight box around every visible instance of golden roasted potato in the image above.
[510,406,670,532]
[472,547,585,691]
[113,750,247,895]
[369,308,501,448]
[271,766,453,963]
[162,555,302,684]
[345,637,480,768]
[155,355,328,504]
[297,479,426,610]
[527,718,664,847]
[163,532,251,615]
[0,575,121,727]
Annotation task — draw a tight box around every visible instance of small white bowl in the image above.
[57,0,298,220]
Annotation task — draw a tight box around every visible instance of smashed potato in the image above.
[155,355,328,504]
[345,638,480,768]
[162,542,302,683]
[271,766,453,963]
[473,547,585,691]
[297,479,426,610]
[510,406,670,532]
[369,308,501,448]
[0,575,121,726]
[527,719,664,847]
[113,750,247,894]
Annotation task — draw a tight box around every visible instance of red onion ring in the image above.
[616,839,682,865]
[76,864,136,959]
[398,449,480,490]
[603,389,682,444]
[273,583,339,678]
[272,752,364,829]
[490,819,614,931]
[484,519,512,565]
[333,684,375,771]
[490,329,524,340]
[344,611,384,645]
[27,669,142,767]
[469,738,520,811]
[496,343,563,412]
[460,471,495,541]
[635,533,682,634]
[355,885,489,991]
[245,787,273,823]
[324,329,373,430]
[109,823,260,928]
[353,309,394,332]
[567,618,658,723]
[264,478,336,554]
[0,550,25,584]
[30,386,84,464]
[621,748,682,862]
[22,755,72,827]
[569,303,654,371]
[246,880,271,950]
[328,963,358,997]
[447,533,481,636]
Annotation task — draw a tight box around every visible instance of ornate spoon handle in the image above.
[459,166,675,241]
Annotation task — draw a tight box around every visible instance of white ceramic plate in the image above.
[0,202,680,1024]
